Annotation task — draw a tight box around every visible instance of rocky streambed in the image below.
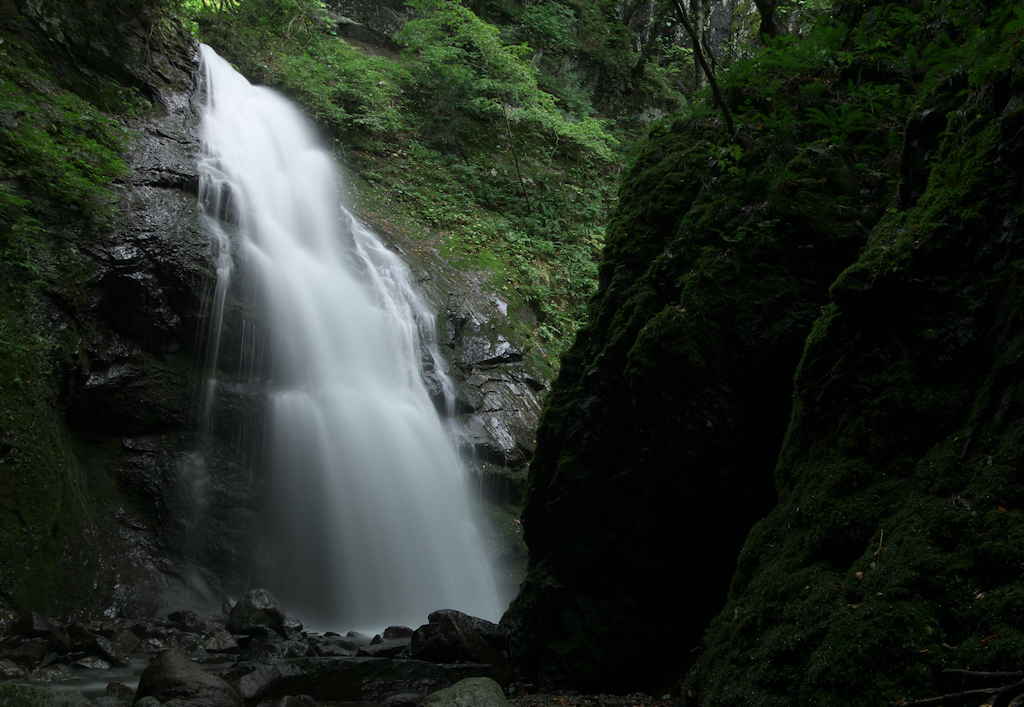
[0,590,522,707]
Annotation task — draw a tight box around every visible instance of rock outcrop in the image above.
[500,64,875,698]
[683,19,1024,707]
[0,0,259,618]
[502,1,1024,703]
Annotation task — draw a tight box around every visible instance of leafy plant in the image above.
[397,0,616,159]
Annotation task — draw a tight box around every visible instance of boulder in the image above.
[240,638,316,663]
[10,614,70,653]
[411,611,512,684]
[168,609,208,633]
[357,637,411,658]
[106,681,136,703]
[426,611,506,653]
[227,589,286,635]
[71,656,111,670]
[203,629,240,654]
[423,678,508,707]
[135,649,243,707]
[384,626,415,639]
[85,634,130,667]
[30,664,75,682]
[113,630,142,656]
[0,658,28,679]
[1,638,50,670]
[308,634,356,657]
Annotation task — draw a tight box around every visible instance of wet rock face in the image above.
[325,0,411,42]
[0,11,262,616]
[136,649,243,707]
[385,235,549,503]
[69,64,261,613]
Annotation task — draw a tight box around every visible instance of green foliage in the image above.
[189,0,624,361]
[0,35,127,285]
[397,0,616,159]
[676,3,1024,704]
[276,41,409,137]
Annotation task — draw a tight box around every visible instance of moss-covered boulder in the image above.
[500,98,881,691]
[683,20,1024,707]
[502,0,1024,695]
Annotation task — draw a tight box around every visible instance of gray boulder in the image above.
[135,649,243,707]
[227,589,286,635]
[410,611,512,684]
[0,658,28,679]
[10,613,70,653]
[423,678,509,707]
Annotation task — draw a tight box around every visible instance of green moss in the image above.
[0,13,185,615]
[0,298,89,611]
[684,26,1024,706]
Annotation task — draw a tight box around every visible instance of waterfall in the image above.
[197,45,502,631]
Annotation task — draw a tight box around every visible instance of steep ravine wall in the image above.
[0,0,229,618]
[503,4,1024,704]
[684,34,1024,707]
[500,98,877,693]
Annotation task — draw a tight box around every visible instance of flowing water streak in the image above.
[197,45,502,631]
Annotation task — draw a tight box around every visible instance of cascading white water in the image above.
[197,45,502,631]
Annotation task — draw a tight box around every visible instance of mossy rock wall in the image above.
[683,32,1024,707]
[0,1,262,618]
[500,106,878,689]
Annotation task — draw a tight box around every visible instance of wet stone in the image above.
[71,655,111,670]
[113,630,141,655]
[137,637,166,653]
[106,681,136,702]
[357,637,411,658]
[0,657,28,679]
[204,628,240,653]
[30,663,76,682]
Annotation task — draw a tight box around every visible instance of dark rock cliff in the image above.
[502,1,1024,702]
[684,31,1024,707]
[0,0,260,618]
[500,101,876,694]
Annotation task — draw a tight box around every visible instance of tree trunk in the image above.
[671,0,734,135]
